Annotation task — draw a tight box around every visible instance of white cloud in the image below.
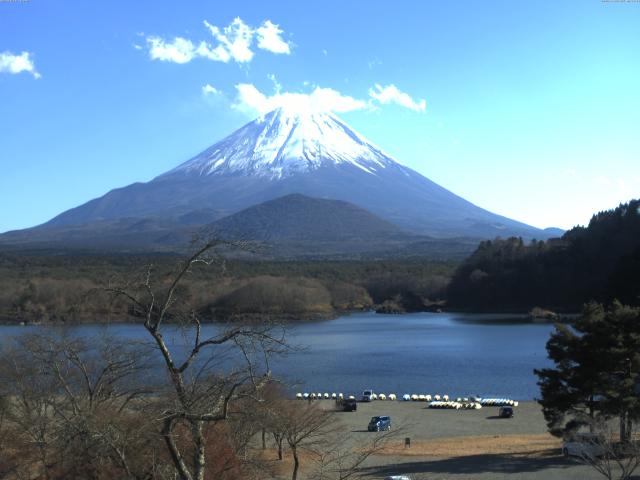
[147,36,198,63]
[368,84,426,112]
[0,51,40,79]
[145,17,291,65]
[203,17,254,63]
[232,82,430,117]
[256,20,291,54]
[202,84,220,95]
[233,83,368,116]
[196,42,232,63]
[146,35,230,63]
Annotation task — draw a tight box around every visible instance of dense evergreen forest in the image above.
[447,199,640,311]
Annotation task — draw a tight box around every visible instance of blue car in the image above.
[368,415,391,431]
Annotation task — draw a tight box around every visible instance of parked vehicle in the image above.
[368,415,391,432]
[498,406,514,418]
[384,476,411,480]
[562,433,606,459]
[341,398,357,412]
[362,389,375,402]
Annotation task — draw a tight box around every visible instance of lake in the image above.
[0,312,555,400]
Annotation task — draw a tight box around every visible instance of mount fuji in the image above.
[2,108,558,252]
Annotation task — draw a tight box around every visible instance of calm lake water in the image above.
[0,312,554,400]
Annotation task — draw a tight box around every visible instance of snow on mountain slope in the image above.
[165,108,402,178]
[23,107,558,241]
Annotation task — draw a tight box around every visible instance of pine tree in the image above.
[535,301,640,442]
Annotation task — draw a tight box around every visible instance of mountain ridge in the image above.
[4,108,561,243]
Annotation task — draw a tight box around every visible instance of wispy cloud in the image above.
[145,17,291,65]
[233,83,368,116]
[256,20,291,54]
[232,82,428,116]
[202,84,220,96]
[147,37,201,63]
[369,84,426,112]
[203,18,254,62]
[0,51,40,79]
[267,73,282,93]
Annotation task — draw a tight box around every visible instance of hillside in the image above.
[1,194,480,260]
[447,199,640,311]
[210,194,402,242]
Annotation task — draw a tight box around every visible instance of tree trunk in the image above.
[273,433,283,460]
[620,411,628,444]
[192,420,206,480]
[291,445,299,480]
[162,419,193,480]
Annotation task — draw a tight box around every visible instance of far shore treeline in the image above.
[1,199,638,324]
[0,255,453,324]
[447,199,640,312]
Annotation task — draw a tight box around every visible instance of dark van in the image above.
[342,398,357,412]
[498,406,514,418]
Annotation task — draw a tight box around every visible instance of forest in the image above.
[447,199,640,311]
[0,252,453,324]
[2,199,638,324]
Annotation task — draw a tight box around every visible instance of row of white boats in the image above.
[295,392,519,408]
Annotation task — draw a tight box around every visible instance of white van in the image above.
[562,433,606,459]
[362,389,375,402]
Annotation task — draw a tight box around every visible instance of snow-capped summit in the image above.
[28,108,557,242]
[166,108,402,179]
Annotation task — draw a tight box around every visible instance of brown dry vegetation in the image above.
[0,252,454,324]
[377,434,561,458]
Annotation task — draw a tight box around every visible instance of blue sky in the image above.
[1,0,639,233]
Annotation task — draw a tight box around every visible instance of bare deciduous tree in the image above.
[105,239,289,480]
[308,426,399,480]
[280,402,338,480]
[258,392,399,480]
[0,332,158,480]
[575,419,640,480]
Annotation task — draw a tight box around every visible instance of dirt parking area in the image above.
[333,400,549,441]
[307,400,612,480]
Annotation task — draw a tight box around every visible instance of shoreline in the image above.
[0,307,580,326]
